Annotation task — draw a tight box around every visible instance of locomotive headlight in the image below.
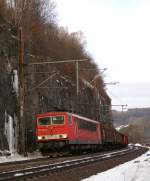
[61,134,67,138]
[38,136,42,140]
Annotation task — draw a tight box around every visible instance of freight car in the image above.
[101,123,128,148]
[36,112,128,153]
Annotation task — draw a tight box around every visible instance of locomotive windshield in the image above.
[38,117,51,125]
[38,116,64,125]
[52,116,64,125]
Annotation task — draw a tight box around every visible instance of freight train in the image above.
[36,112,128,153]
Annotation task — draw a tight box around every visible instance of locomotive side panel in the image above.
[68,114,101,145]
[76,117,100,144]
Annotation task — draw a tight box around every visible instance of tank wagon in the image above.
[36,112,128,152]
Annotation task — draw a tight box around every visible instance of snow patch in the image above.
[135,143,142,147]
[0,151,43,163]
[83,149,150,181]
[116,124,129,131]
[12,69,18,96]
[4,112,18,155]
[14,173,24,177]
[4,112,15,154]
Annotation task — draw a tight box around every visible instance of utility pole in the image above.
[76,61,79,95]
[18,27,26,156]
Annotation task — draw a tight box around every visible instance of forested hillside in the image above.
[0,0,111,153]
[113,108,150,143]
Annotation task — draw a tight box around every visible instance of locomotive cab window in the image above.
[52,116,64,125]
[38,117,51,125]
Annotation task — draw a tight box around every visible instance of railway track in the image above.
[0,147,130,172]
[0,146,146,181]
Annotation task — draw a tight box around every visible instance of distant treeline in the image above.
[113,108,150,143]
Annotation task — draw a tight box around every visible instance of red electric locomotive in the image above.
[36,111,128,153]
[36,112,101,152]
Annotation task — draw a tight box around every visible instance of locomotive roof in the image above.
[70,113,99,124]
[36,112,99,124]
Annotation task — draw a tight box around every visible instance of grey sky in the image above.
[54,0,150,111]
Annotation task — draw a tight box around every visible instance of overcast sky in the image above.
[54,0,150,111]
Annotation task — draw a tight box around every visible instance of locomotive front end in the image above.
[36,112,69,151]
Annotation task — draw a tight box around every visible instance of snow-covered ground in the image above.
[83,148,150,181]
[0,151,42,163]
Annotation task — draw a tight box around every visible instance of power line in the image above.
[28,59,87,65]
[104,82,119,85]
